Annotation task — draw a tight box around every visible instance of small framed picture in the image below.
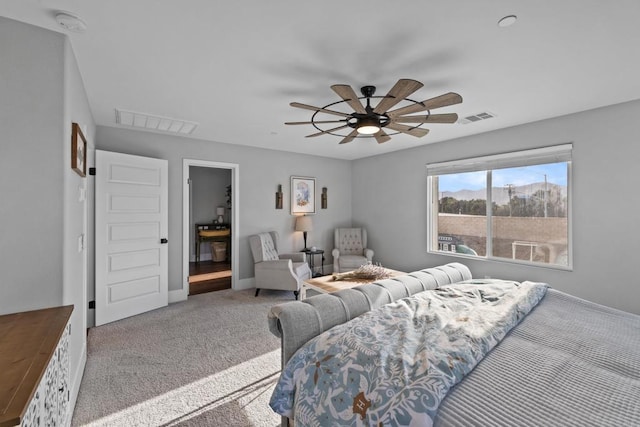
[71,123,87,177]
[291,176,316,214]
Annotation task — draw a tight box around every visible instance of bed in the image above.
[267,263,640,426]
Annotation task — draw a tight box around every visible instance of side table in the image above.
[301,248,325,277]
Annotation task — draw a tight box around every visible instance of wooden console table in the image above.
[195,223,230,263]
[0,305,73,427]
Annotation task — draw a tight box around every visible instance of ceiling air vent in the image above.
[115,109,198,135]
[459,111,496,124]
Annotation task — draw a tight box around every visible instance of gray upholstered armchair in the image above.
[332,227,374,273]
[249,231,311,299]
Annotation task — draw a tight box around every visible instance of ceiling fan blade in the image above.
[392,113,459,124]
[374,130,391,144]
[373,79,424,114]
[385,122,430,138]
[387,92,463,117]
[306,124,350,138]
[339,129,360,144]
[331,84,367,114]
[290,102,351,118]
[285,120,347,125]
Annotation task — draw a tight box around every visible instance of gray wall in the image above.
[1,18,65,311]
[189,166,231,260]
[0,17,95,412]
[352,99,640,315]
[63,36,95,405]
[96,126,352,291]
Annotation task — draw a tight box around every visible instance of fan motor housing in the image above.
[348,113,390,129]
[361,85,376,98]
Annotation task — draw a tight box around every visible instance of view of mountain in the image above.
[441,182,567,206]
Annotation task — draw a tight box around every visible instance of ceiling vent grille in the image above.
[115,109,198,135]
[459,111,496,124]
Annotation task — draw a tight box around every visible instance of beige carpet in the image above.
[72,288,295,426]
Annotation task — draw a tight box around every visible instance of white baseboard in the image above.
[171,278,253,298]
[236,277,255,290]
[169,288,188,303]
[68,342,87,425]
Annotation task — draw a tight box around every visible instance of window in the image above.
[427,144,572,268]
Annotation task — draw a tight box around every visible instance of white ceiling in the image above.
[3,1,640,160]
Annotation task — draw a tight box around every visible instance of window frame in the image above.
[426,145,573,270]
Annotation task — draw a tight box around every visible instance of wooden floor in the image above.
[188,260,231,295]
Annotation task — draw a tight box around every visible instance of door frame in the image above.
[181,159,239,299]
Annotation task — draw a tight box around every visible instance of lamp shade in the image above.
[216,207,225,216]
[295,215,313,232]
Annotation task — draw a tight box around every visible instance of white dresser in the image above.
[0,306,73,427]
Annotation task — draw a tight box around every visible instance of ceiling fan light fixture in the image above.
[287,79,462,144]
[356,117,381,135]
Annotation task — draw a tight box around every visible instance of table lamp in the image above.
[216,207,225,223]
[295,215,313,250]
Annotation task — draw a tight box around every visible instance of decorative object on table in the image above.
[248,231,311,300]
[291,176,315,214]
[275,184,283,209]
[332,227,374,273]
[285,79,462,145]
[321,187,327,209]
[216,207,225,223]
[71,122,87,177]
[331,263,391,282]
[295,215,313,250]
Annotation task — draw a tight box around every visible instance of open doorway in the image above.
[182,159,239,298]
[188,166,231,294]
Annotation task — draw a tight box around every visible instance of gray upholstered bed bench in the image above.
[267,262,471,368]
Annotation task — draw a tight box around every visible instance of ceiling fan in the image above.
[285,79,462,144]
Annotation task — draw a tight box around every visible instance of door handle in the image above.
[160,238,168,244]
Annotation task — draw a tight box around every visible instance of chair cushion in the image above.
[338,255,368,270]
[337,228,364,255]
[293,262,312,280]
[258,232,279,261]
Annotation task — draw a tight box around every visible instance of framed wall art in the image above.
[71,122,87,177]
[291,176,315,214]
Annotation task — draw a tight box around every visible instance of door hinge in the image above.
[89,167,96,176]
[88,300,95,309]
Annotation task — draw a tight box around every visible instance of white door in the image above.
[95,150,168,326]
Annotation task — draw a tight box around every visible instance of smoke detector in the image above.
[498,15,518,28]
[55,11,87,33]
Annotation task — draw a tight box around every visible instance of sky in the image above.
[438,162,568,192]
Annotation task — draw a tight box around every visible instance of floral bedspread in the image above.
[270,280,548,426]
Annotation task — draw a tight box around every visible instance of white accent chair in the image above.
[249,231,311,300]
[332,228,374,273]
